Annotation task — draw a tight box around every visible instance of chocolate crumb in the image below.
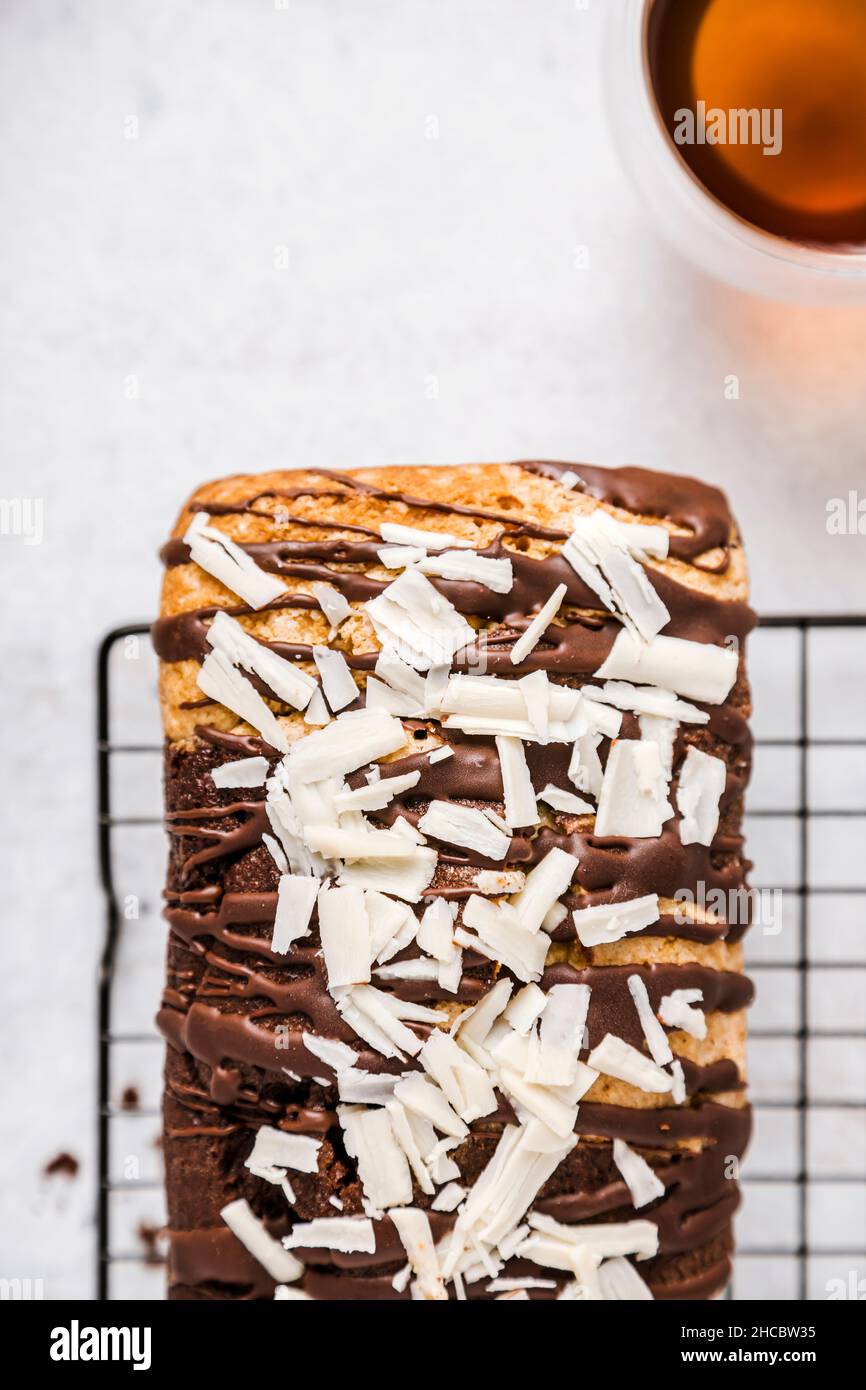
[44,1151,79,1179]
[138,1221,166,1264]
[121,1085,141,1111]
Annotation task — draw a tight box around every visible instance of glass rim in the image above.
[615,0,866,286]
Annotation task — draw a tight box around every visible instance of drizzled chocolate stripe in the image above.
[158,960,747,1097]
[517,460,735,568]
[542,961,753,1051]
[189,465,570,541]
[181,460,736,567]
[164,788,749,923]
[167,1230,592,1300]
[166,1096,749,1297]
[163,883,747,1040]
[355,723,750,818]
[159,532,756,648]
[166,800,269,880]
[575,1099,750,1150]
[157,999,405,1095]
[162,732,751,954]
[152,593,322,666]
[291,1245,733,1300]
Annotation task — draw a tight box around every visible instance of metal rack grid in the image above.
[96,617,866,1301]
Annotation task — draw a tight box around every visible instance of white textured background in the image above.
[1,0,864,1300]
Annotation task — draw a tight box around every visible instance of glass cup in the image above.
[602,0,866,302]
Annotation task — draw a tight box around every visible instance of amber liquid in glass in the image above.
[647,0,866,245]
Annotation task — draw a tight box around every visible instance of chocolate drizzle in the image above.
[518,460,735,568]
[167,1099,750,1299]
[542,961,753,1051]
[157,533,755,654]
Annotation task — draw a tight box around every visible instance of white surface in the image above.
[1,0,864,1300]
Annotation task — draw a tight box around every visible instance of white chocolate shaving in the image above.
[374,647,427,709]
[639,712,678,777]
[364,675,422,717]
[339,1105,413,1210]
[496,735,540,828]
[449,1122,576,1254]
[338,1069,398,1105]
[211,756,269,788]
[510,847,579,933]
[393,1072,469,1141]
[419,1031,497,1123]
[283,1216,376,1254]
[669,1058,686,1105]
[595,629,738,705]
[572,893,660,947]
[594,739,673,838]
[419,549,514,594]
[442,672,579,727]
[312,645,359,712]
[529,983,591,1086]
[366,890,417,963]
[287,710,406,783]
[676,745,726,846]
[432,1182,466,1212]
[516,671,547,743]
[337,844,437,902]
[311,581,351,630]
[336,984,437,1061]
[568,730,604,799]
[380,522,473,551]
[586,1034,673,1093]
[458,897,549,983]
[305,825,418,861]
[583,680,708,724]
[303,1031,357,1074]
[377,544,426,570]
[246,1128,322,1175]
[185,513,288,610]
[318,884,371,989]
[272,874,319,954]
[612,1138,666,1209]
[510,584,568,665]
[562,512,670,642]
[304,686,331,726]
[416,897,457,963]
[198,649,290,754]
[658,989,707,1040]
[418,801,511,861]
[375,958,438,982]
[221,1198,304,1282]
[207,609,317,710]
[627,973,674,1066]
[333,769,421,814]
[597,1256,654,1300]
[537,783,594,815]
[366,568,474,672]
[390,1207,448,1300]
[384,1100,436,1195]
[524,1210,658,1260]
[504,984,548,1036]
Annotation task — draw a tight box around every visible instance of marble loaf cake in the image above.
[153,461,755,1301]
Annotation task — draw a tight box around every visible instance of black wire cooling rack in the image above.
[96,617,866,1301]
